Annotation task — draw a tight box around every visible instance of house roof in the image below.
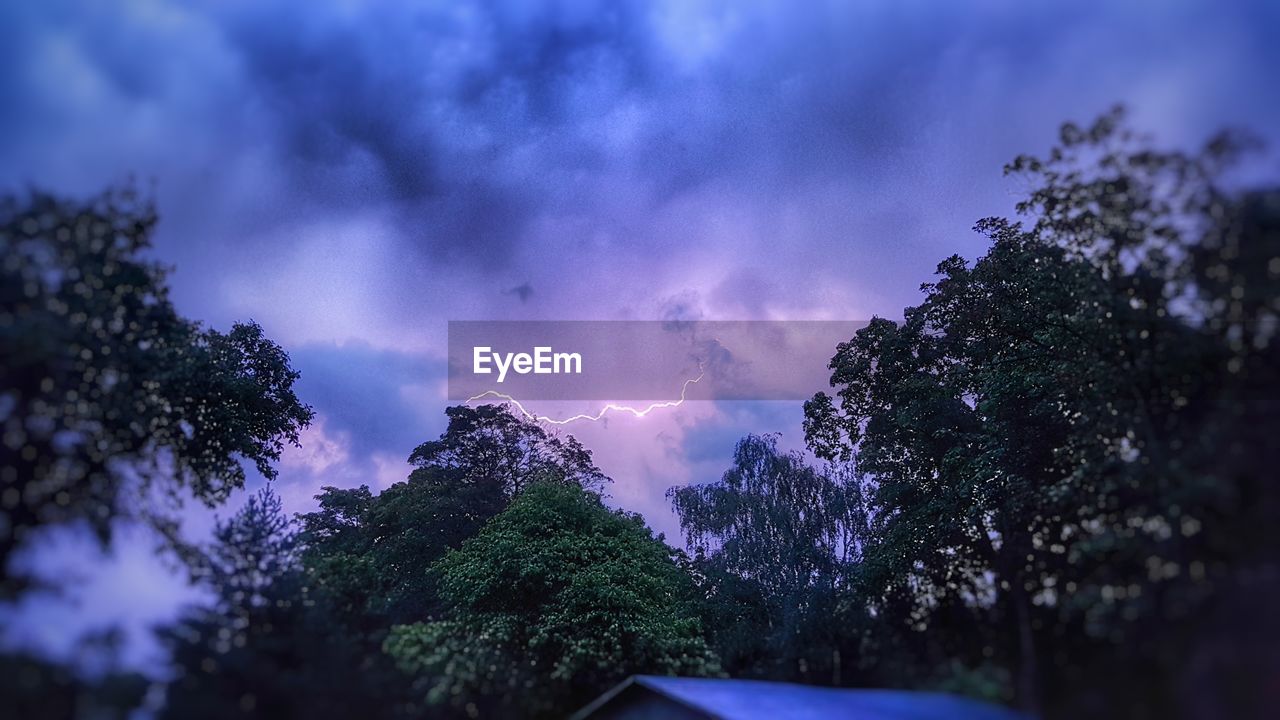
[570,675,1028,720]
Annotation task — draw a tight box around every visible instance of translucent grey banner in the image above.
[447,320,867,402]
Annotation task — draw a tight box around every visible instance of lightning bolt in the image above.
[465,367,705,425]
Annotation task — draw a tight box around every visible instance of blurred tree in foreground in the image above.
[1,637,148,720]
[385,482,721,719]
[0,188,313,597]
[804,107,1279,719]
[160,488,313,719]
[160,487,415,720]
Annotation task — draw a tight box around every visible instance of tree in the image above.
[300,403,609,626]
[160,487,408,720]
[408,404,608,497]
[0,187,313,596]
[300,468,503,628]
[667,434,867,682]
[291,405,613,719]
[804,108,1279,717]
[283,471,504,720]
[0,633,149,720]
[385,482,721,719]
[160,488,314,719]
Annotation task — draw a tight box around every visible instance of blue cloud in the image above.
[681,401,808,467]
[290,342,448,461]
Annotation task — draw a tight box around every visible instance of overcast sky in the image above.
[2,0,1278,672]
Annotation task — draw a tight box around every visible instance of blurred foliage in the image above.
[0,637,149,720]
[0,187,313,598]
[161,488,314,719]
[1,187,311,720]
[159,486,431,720]
[385,482,721,719]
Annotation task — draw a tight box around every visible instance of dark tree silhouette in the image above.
[804,108,1279,718]
[161,488,311,719]
[289,404,613,718]
[0,188,313,597]
[408,403,609,497]
[668,434,867,682]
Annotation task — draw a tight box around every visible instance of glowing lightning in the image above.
[464,368,705,425]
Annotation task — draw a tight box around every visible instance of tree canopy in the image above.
[299,403,609,630]
[803,107,1279,716]
[385,482,721,719]
[9,110,1276,720]
[0,187,312,596]
[668,434,866,682]
[408,404,608,497]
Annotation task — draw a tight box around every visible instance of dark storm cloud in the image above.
[199,0,1279,271]
[4,0,1279,427]
[196,0,665,263]
[213,2,442,200]
[7,0,1279,281]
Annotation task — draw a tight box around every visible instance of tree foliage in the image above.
[161,488,315,719]
[668,434,867,682]
[160,487,425,720]
[803,107,1279,717]
[385,482,721,719]
[298,403,609,640]
[269,404,614,718]
[1,637,148,720]
[408,404,608,498]
[0,188,313,595]
[298,468,498,630]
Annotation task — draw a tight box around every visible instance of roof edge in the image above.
[568,675,720,720]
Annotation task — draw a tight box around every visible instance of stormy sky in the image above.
[2,0,1278,672]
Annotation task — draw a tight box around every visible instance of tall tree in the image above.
[0,187,313,596]
[667,434,867,682]
[385,482,721,719]
[804,108,1279,718]
[300,404,608,627]
[161,487,423,720]
[293,404,612,718]
[408,404,608,497]
[160,488,316,719]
